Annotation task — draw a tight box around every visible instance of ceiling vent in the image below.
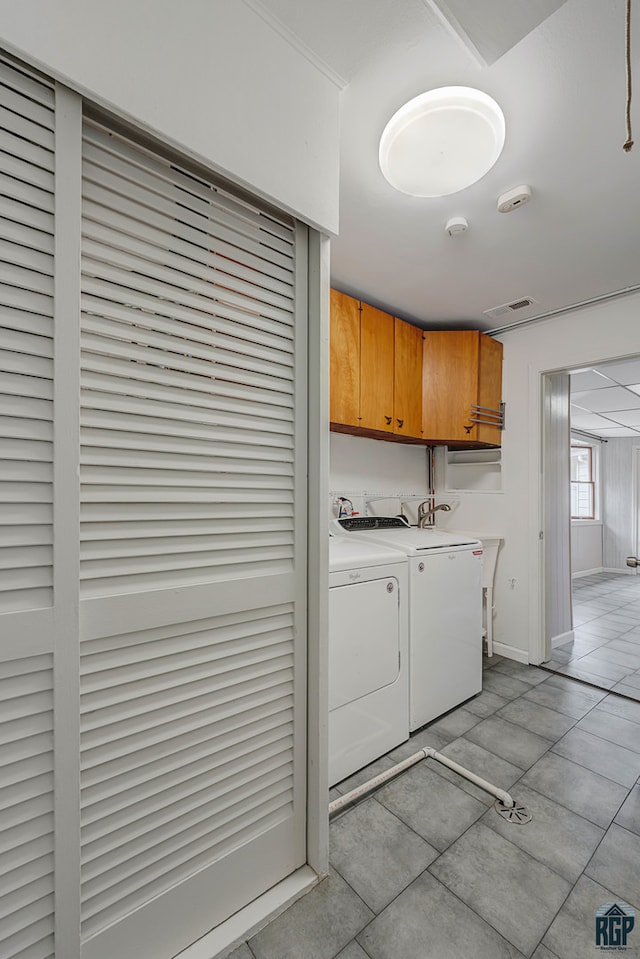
[483,297,537,320]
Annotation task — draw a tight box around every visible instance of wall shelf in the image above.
[445,448,502,492]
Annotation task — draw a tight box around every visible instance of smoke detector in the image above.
[445,216,468,236]
[497,184,532,213]
[483,296,537,320]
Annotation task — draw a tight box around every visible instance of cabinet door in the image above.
[330,289,360,425]
[394,318,423,438]
[477,335,503,445]
[422,330,480,442]
[360,302,395,432]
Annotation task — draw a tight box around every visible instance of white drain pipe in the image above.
[329,747,515,818]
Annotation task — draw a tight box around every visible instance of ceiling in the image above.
[256,0,640,333]
[571,357,640,438]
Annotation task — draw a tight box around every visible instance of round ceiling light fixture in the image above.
[379,86,506,198]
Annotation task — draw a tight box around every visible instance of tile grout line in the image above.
[533,815,640,955]
[538,664,640,704]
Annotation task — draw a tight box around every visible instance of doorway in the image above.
[542,359,640,701]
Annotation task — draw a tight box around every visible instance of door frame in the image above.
[538,365,640,666]
[632,447,640,572]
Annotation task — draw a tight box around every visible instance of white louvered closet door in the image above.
[0,55,57,959]
[78,119,308,959]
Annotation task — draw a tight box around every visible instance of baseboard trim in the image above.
[572,567,604,579]
[552,629,574,648]
[490,642,528,664]
[602,567,636,575]
[174,865,321,959]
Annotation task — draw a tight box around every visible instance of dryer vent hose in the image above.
[329,747,515,818]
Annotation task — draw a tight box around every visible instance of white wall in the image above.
[329,432,431,521]
[571,522,603,575]
[602,437,640,570]
[437,292,640,662]
[0,0,340,233]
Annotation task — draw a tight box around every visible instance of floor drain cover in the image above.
[494,799,532,824]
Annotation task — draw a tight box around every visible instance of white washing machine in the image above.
[332,517,483,731]
[328,536,409,786]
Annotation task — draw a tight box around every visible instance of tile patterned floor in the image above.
[544,571,640,702]
[226,654,640,959]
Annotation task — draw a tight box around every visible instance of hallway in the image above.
[545,572,640,702]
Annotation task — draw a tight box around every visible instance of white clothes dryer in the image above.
[332,517,483,731]
[328,536,409,787]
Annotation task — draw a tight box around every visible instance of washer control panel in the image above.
[337,516,409,531]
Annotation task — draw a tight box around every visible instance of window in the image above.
[571,443,596,519]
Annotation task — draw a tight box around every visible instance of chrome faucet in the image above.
[417,501,451,528]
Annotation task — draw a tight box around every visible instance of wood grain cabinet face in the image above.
[329,289,360,425]
[330,290,501,447]
[330,297,420,438]
[422,330,503,446]
[393,317,423,438]
[359,302,394,432]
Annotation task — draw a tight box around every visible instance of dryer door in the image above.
[329,576,400,710]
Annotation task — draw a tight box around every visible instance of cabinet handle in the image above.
[385,415,392,425]
[397,418,404,428]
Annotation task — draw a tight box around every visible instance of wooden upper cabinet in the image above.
[422,330,503,446]
[329,292,401,437]
[393,318,423,438]
[359,302,394,432]
[329,289,360,425]
[330,290,501,446]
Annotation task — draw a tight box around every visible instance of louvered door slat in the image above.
[0,147,54,193]
[82,125,293,244]
[81,693,291,790]
[81,423,292,458]
[82,275,294,341]
[81,304,294,368]
[0,196,53,235]
[0,649,54,959]
[0,60,54,109]
[82,229,294,310]
[0,129,54,178]
[79,777,292,921]
[81,726,291,821]
[82,197,293,287]
[2,327,53,357]
[0,224,53,264]
[0,175,54,214]
[1,262,53,297]
[81,604,293,655]
[81,315,294,382]
[0,104,53,151]
[2,416,52,441]
[82,615,293,683]
[0,80,53,131]
[0,240,54,278]
[81,365,295,420]
[81,176,293,275]
[81,138,294,260]
[0,58,54,618]
[80,128,298,597]
[0,916,54,959]
[79,115,305,955]
[81,656,293,741]
[83,251,293,328]
[82,749,292,863]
